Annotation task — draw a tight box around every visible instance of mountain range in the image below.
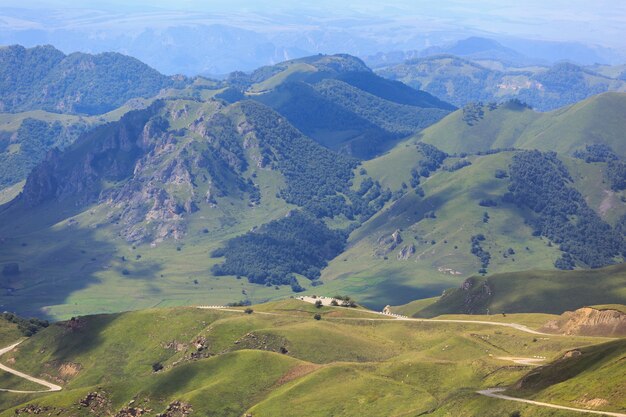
[377,55,626,111]
[0,47,624,320]
[0,39,625,417]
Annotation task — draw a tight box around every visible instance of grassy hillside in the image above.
[319,151,565,309]
[246,55,453,159]
[419,92,626,158]
[0,301,617,416]
[397,264,626,317]
[316,131,624,309]
[510,339,626,413]
[0,95,389,319]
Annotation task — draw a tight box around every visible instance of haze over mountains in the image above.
[1,2,625,75]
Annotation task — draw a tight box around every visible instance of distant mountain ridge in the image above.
[233,54,454,158]
[377,55,626,111]
[0,45,183,115]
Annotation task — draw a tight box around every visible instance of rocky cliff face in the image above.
[11,98,331,244]
[540,307,626,337]
[21,103,163,208]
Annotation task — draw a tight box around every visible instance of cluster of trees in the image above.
[506,150,625,268]
[470,234,491,274]
[415,143,448,177]
[443,159,472,172]
[211,211,347,291]
[479,199,498,207]
[462,102,486,125]
[1,312,49,337]
[240,101,359,218]
[573,144,618,163]
[607,160,626,191]
[571,144,626,191]
[404,142,449,197]
[0,118,89,189]
[314,79,448,137]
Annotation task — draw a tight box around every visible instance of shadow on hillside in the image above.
[0,199,165,322]
[357,272,450,312]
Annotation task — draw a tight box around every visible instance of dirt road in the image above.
[477,388,626,417]
[0,341,62,393]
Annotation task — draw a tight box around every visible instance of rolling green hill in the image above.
[317,143,625,309]
[0,48,624,321]
[419,92,626,158]
[0,301,620,416]
[0,95,394,319]
[510,338,626,413]
[243,54,454,158]
[1,93,624,319]
[395,264,626,318]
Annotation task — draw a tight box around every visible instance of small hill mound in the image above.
[540,306,626,337]
[401,264,626,317]
[511,339,626,412]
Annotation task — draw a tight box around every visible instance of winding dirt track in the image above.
[1,305,622,417]
[199,305,625,416]
[477,388,626,417]
[0,341,62,393]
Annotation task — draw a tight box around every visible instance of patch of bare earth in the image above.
[599,190,615,217]
[276,364,320,386]
[576,396,610,409]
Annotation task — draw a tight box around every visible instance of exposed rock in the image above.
[375,230,403,256]
[115,407,152,417]
[78,391,110,413]
[14,405,52,415]
[397,244,415,260]
[540,307,626,337]
[156,401,193,417]
[62,317,86,333]
[231,332,289,354]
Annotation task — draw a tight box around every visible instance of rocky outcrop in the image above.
[375,230,403,256]
[397,244,415,260]
[540,307,626,337]
[20,103,163,208]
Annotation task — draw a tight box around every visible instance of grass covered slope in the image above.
[510,339,626,413]
[244,54,454,158]
[320,151,563,309]
[419,92,626,158]
[400,264,626,318]
[0,95,378,319]
[0,301,616,416]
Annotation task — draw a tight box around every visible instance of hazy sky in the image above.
[2,0,625,49]
[1,0,624,74]
[0,0,626,46]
